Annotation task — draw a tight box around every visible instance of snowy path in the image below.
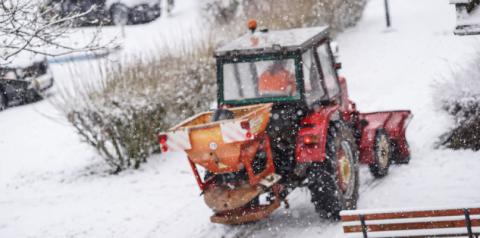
[1,0,480,237]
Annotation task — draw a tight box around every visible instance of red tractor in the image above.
[158,23,412,225]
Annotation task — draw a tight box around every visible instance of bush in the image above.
[56,41,216,173]
[204,0,367,36]
[434,53,480,150]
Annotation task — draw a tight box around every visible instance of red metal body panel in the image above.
[295,105,340,163]
[339,77,352,116]
[358,111,412,165]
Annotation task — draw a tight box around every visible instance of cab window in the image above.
[222,58,299,102]
[302,49,326,106]
[317,44,340,98]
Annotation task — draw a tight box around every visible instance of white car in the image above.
[0,53,54,111]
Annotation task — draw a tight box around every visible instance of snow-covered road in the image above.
[1,0,480,237]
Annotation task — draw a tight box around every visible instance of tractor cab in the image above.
[215,25,345,175]
[215,26,342,110]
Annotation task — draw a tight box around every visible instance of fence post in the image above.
[384,0,391,27]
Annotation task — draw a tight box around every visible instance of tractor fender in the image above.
[358,110,412,164]
[295,105,341,163]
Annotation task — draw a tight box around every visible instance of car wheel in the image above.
[25,89,42,104]
[0,92,6,111]
[307,121,360,220]
[111,4,129,26]
[369,129,393,178]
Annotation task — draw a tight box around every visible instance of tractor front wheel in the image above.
[307,121,359,220]
[369,129,393,178]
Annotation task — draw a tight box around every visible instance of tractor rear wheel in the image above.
[369,129,393,178]
[307,121,359,220]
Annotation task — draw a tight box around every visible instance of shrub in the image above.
[434,53,480,150]
[55,40,216,173]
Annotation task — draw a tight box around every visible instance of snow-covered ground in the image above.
[1,0,480,237]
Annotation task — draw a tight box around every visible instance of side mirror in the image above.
[334,62,342,70]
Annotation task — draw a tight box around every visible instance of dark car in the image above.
[43,0,162,26]
[0,54,54,111]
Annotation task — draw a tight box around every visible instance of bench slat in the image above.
[344,227,480,238]
[343,214,480,227]
[344,218,479,233]
[341,208,480,222]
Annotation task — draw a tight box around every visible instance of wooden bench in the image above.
[340,206,480,238]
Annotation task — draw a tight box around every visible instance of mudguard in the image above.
[358,111,412,164]
[295,105,340,163]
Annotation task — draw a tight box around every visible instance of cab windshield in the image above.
[222,57,300,103]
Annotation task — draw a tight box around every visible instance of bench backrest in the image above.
[340,206,480,238]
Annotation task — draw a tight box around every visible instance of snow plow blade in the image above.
[358,110,412,164]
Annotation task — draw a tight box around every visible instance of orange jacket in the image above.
[258,69,296,96]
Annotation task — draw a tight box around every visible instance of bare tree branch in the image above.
[0,0,118,62]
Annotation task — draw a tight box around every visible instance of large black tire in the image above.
[369,129,393,178]
[307,121,360,220]
[111,4,129,26]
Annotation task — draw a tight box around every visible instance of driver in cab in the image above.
[258,60,296,97]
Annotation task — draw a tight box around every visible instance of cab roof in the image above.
[215,26,329,57]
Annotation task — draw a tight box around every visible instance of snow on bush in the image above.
[204,0,367,36]
[434,55,480,150]
[56,42,216,172]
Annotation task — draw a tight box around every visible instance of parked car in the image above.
[0,53,54,111]
[42,0,162,26]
